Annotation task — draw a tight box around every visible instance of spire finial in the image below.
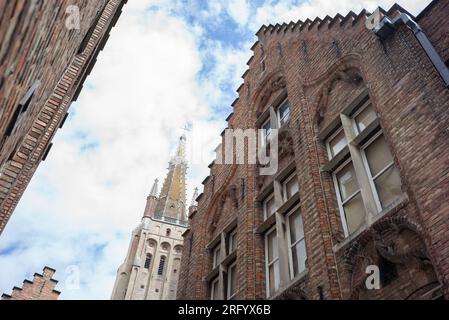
[171,135,187,165]
[150,179,159,197]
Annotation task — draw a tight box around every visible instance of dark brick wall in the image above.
[0,0,127,234]
[178,0,449,300]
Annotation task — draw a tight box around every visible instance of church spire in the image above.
[143,179,159,218]
[191,187,199,207]
[154,135,188,224]
[150,179,159,197]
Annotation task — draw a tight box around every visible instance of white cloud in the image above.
[227,0,251,27]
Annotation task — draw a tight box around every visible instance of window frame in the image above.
[262,193,276,221]
[276,99,290,127]
[326,126,347,159]
[157,255,166,276]
[285,204,307,279]
[210,277,220,300]
[265,225,280,298]
[212,245,221,269]
[282,173,299,203]
[360,130,397,212]
[332,158,364,237]
[228,228,237,255]
[144,253,153,270]
[260,117,272,147]
[351,101,377,134]
[226,261,238,300]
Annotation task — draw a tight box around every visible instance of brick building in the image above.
[0,0,127,234]
[177,0,449,300]
[2,267,60,300]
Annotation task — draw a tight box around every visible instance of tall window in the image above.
[362,133,402,209]
[333,161,365,234]
[282,173,299,202]
[207,226,238,300]
[262,194,276,220]
[210,277,220,300]
[261,118,272,146]
[265,227,280,296]
[227,261,237,300]
[277,100,290,127]
[228,228,237,254]
[212,245,221,268]
[286,207,307,277]
[144,254,152,269]
[157,256,166,275]
[325,99,403,237]
[259,98,291,146]
[260,170,306,298]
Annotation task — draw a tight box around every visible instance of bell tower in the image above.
[111,136,190,300]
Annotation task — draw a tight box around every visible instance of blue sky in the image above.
[0,0,431,300]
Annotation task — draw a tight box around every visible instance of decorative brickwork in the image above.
[0,0,128,234]
[1,267,60,300]
[177,0,449,300]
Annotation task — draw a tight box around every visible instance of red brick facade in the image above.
[0,0,127,234]
[177,0,449,300]
[2,267,60,300]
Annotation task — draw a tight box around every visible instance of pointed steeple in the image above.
[143,179,159,218]
[188,187,199,217]
[191,188,199,207]
[154,135,188,224]
[150,179,159,197]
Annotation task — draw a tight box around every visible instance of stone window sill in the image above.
[268,269,308,300]
[333,194,409,253]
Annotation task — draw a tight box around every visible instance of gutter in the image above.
[374,12,449,88]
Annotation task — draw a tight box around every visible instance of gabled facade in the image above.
[111,136,191,300]
[177,0,449,300]
[2,267,60,300]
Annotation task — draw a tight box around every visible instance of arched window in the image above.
[144,254,152,269]
[166,229,171,237]
[158,256,166,275]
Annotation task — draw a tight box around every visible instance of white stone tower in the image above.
[111,136,194,300]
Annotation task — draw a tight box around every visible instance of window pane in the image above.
[336,162,359,201]
[228,264,237,298]
[211,279,220,300]
[329,129,347,157]
[284,175,299,200]
[262,120,272,142]
[144,254,152,269]
[355,104,377,132]
[264,196,276,218]
[374,166,402,209]
[365,135,394,177]
[269,261,280,295]
[279,101,290,125]
[267,229,278,262]
[291,240,307,276]
[343,193,365,234]
[289,210,304,244]
[213,247,221,267]
[228,230,237,254]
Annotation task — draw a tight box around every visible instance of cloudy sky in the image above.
[0,0,431,300]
